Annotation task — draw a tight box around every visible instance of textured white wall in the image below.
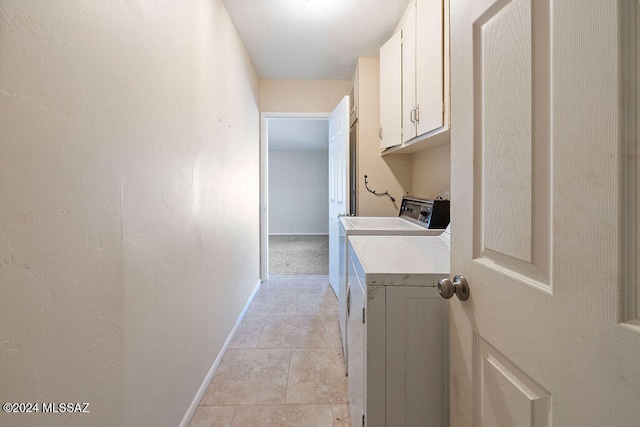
[0,1,260,426]
[411,144,451,200]
[356,58,412,216]
[269,150,329,234]
[260,80,350,112]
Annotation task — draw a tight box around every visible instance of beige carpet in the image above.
[269,235,329,275]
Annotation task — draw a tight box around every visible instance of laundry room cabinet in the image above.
[379,0,450,154]
[403,0,444,142]
[379,31,402,149]
[347,236,450,427]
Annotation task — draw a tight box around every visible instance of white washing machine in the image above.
[337,197,449,373]
[346,230,451,427]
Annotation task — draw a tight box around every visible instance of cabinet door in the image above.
[379,31,402,149]
[401,0,417,144]
[347,257,365,426]
[415,0,444,135]
[386,286,448,426]
[365,285,386,427]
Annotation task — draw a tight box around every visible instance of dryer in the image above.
[337,196,449,372]
[346,231,450,426]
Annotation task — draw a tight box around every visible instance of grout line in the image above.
[253,313,270,348]
[331,403,336,426]
[284,348,293,404]
[323,315,329,348]
[196,403,237,407]
[274,285,296,403]
[229,405,238,425]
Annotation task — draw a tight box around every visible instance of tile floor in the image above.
[189,276,351,427]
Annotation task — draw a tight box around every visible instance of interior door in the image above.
[329,96,350,297]
[449,1,640,426]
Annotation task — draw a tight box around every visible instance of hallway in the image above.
[189,276,350,427]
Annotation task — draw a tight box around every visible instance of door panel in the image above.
[380,31,403,149]
[415,0,444,135]
[479,0,533,263]
[450,0,640,426]
[329,96,349,297]
[550,0,625,319]
[402,0,417,143]
[473,0,551,287]
[476,336,551,427]
[386,287,447,426]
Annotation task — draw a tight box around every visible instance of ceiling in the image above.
[221,0,411,80]
[268,118,328,151]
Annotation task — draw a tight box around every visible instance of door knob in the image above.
[437,275,470,301]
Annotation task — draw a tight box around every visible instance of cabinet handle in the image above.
[379,126,383,140]
[415,104,420,123]
[410,108,416,124]
[347,285,351,317]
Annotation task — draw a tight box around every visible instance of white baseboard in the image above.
[179,279,262,427]
[269,233,329,236]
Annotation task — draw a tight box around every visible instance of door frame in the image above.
[260,112,331,281]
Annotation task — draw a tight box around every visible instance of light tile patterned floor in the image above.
[189,276,351,427]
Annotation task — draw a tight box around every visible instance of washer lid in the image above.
[342,216,445,235]
[345,216,421,229]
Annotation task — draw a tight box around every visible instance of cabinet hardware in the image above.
[415,104,420,123]
[410,108,416,124]
[362,307,365,324]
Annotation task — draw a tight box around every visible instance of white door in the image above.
[329,96,350,296]
[450,1,640,426]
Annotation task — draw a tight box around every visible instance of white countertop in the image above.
[348,234,450,287]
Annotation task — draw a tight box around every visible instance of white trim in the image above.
[179,279,262,427]
[260,114,269,282]
[260,112,331,282]
[621,0,639,322]
[269,233,329,236]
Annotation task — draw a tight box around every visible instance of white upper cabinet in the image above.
[415,0,444,136]
[379,31,402,149]
[401,0,418,144]
[381,0,448,154]
[403,0,444,143]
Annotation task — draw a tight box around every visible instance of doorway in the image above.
[260,113,330,280]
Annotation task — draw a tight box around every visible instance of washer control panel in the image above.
[399,197,449,229]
